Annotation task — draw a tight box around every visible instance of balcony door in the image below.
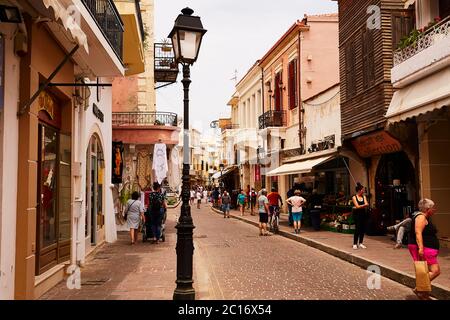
[440,0,450,18]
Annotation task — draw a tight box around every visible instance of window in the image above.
[345,41,356,99]
[362,29,375,89]
[392,11,415,49]
[288,59,298,109]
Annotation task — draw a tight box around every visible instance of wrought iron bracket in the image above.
[17,45,79,117]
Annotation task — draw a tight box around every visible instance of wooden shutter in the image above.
[392,11,415,50]
[274,72,282,111]
[362,29,375,89]
[345,42,356,99]
[288,59,298,109]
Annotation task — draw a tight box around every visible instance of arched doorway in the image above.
[375,151,418,227]
[85,134,105,246]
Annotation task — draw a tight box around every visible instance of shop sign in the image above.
[38,91,55,119]
[255,165,261,182]
[352,131,402,158]
[112,141,124,184]
[93,103,104,123]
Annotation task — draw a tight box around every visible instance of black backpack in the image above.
[149,192,162,213]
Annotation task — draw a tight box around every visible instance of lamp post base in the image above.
[173,283,196,300]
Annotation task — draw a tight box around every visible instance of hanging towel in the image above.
[153,143,168,184]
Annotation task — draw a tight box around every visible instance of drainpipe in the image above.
[298,29,304,153]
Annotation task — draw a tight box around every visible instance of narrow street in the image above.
[41,205,418,300]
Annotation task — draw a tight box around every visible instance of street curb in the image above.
[210,207,450,300]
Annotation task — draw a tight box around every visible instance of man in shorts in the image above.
[258,189,270,236]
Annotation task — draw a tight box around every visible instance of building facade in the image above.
[386,0,450,246]
[0,0,128,299]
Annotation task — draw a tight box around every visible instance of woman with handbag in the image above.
[124,191,144,245]
[352,183,369,250]
[408,198,440,300]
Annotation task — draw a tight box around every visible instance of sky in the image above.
[154,0,338,138]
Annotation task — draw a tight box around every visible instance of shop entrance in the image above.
[85,135,105,246]
[36,123,71,275]
[375,151,418,227]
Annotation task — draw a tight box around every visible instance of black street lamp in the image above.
[219,163,225,193]
[169,7,207,301]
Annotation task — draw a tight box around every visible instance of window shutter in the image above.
[345,42,356,99]
[274,72,282,111]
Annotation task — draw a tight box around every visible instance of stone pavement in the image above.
[40,203,423,300]
[211,206,450,300]
[40,210,181,300]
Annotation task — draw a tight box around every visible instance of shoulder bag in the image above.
[124,200,137,221]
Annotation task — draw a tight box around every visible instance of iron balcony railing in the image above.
[154,42,179,83]
[81,0,124,62]
[112,112,178,127]
[258,110,286,129]
[394,15,450,66]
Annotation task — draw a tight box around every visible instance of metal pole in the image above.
[17,45,79,117]
[173,63,195,300]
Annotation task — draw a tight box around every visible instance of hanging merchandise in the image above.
[112,141,124,184]
[153,143,168,184]
[137,150,152,190]
[169,146,181,190]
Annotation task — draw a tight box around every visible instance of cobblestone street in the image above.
[41,205,421,300]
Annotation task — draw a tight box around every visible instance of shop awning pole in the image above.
[342,157,357,185]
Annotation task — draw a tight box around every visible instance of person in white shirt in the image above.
[196,190,202,209]
[286,190,307,234]
[190,189,195,206]
[203,189,208,203]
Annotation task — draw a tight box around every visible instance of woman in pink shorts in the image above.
[408,199,441,300]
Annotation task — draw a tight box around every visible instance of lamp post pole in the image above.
[169,7,206,301]
[173,63,196,300]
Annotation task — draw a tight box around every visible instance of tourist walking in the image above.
[190,188,195,206]
[237,190,247,216]
[203,189,208,203]
[249,188,257,215]
[258,189,270,236]
[148,182,167,244]
[408,198,441,300]
[286,190,306,234]
[221,190,231,218]
[196,189,202,209]
[351,183,369,249]
[124,191,144,245]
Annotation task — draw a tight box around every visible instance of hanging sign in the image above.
[93,103,104,123]
[352,131,402,158]
[38,91,55,119]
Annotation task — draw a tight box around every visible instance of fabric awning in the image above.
[43,0,89,54]
[386,67,450,123]
[266,155,334,177]
[211,165,237,180]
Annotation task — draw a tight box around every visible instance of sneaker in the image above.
[353,245,358,250]
[386,226,396,233]
[359,244,367,249]
[394,243,402,249]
